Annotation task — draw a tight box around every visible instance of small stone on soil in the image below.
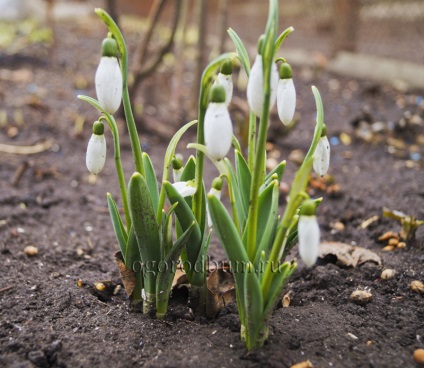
[24,245,38,256]
[350,289,372,305]
[397,241,406,249]
[382,245,395,252]
[290,360,314,368]
[413,349,424,364]
[410,280,424,294]
[378,231,399,241]
[381,269,396,280]
[388,238,399,246]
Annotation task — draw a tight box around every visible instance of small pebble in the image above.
[413,349,424,364]
[410,280,424,294]
[290,360,313,368]
[24,245,38,256]
[95,282,106,291]
[381,269,396,280]
[330,221,345,231]
[397,241,406,249]
[378,231,399,241]
[350,290,372,305]
[388,238,399,246]
[382,245,395,252]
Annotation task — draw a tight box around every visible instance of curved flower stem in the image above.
[261,87,324,299]
[95,8,145,177]
[99,115,131,231]
[193,52,234,224]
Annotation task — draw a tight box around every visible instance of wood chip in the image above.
[350,289,372,305]
[378,231,399,242]
[0,139,54,155]
[360,215,379,229]
[410,280,424,294]
[381,269,396,280]
[318,242,381,268]
[290,360,313,368]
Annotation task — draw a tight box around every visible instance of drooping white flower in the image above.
[172,181,196,197]
[204,85,233,161]
[298,215,320,267]
[95,56,123,114]
[277,73,296,126]
[246,54,278,117]
[86,121,106,175]
[313,135,330,177]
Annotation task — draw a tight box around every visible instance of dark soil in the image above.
[1,15,423,368]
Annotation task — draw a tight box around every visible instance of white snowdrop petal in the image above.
[313,136,330,176]
[298,215,320,267]
[277,78,296,125]
[95,57,123,114]
[216,73,233,106]
[172,182,197,197]
[204,103,233,161]
[86,134,106,175]
[247,55,278,117]
[173,168,182,183]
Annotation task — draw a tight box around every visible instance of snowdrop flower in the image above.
[246,39,278,117]
[313,124,330,177]
[213,59,233,106]
[172,181,196,197]
[204,85,233,161]
[298,200,320,267]
[277,62,296,125]
[95,37,122,114]
[207,177,223,228]
[86,121,106,175]
[172,156,183,182]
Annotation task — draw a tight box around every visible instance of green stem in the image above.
[247,111,256,172]
[95,8,145,177]
[100,115,131,231]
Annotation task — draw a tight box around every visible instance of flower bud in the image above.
[213,59,233,106]
[172,156,183,182]
[86,121,106,175]
[204,86,233,161]
[246,54,278,117]
[313,125,330,177]
[95,37,122,114]
[277,62,296,125]
[298,200,320,267]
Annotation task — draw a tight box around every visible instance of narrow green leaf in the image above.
[274,26,295,52]
[124,225,141,271]
[225,159,246,232]
[244,263,264,350]
[190,228,212,287]
[78,95,110,116]
[261,160,286,192]
[162,202,179,256]
[262,262,296,320]
[142,152,159,214]
[156,222,195,318]
[255,180,279,265]
[235,150,251,222]
[107,193,128,257]
[164,181,202,280]
[128,173,161,294]
[228,28,250,76]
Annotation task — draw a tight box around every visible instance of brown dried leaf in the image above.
[319,242,381,268]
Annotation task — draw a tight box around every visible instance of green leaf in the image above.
[235,150,251,223]
[274,26,295,52]
[190,228,212,287]
[261,160,286,192]
[162,202,179,256]
[207,193,249,279]
[262,262,296,321]
[164,181,202,281]
[228,28,250,76]
[142,152,159,215]
[128,173,162,295]
[156,222,195,318]
[78,95,110,117]
[124,225,141,271]
[255,180,279,265]
[244,263,264,350]
[225,158,246,232]
[107,193,128,257]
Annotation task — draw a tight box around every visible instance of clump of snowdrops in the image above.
[80,0,329,350]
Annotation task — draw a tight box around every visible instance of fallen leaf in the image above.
[319,242,381,268]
